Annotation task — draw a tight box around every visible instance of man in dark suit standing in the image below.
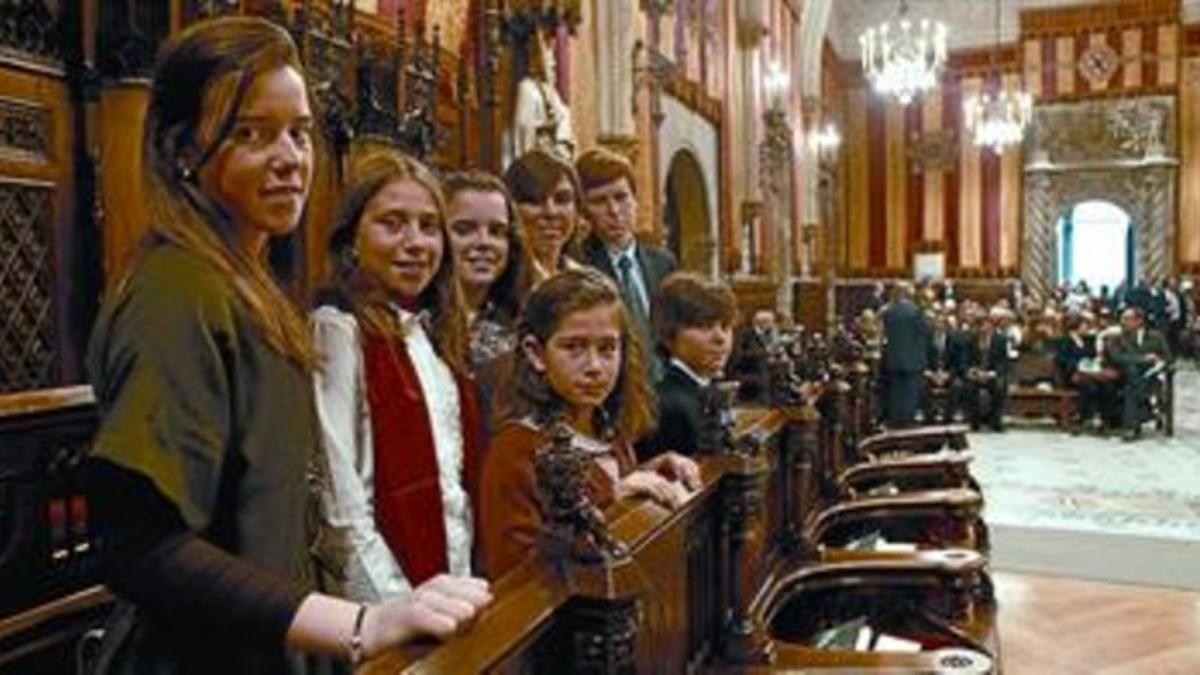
[881,282,930,427]
[1106,307,1170,440]
[576,147,676,378]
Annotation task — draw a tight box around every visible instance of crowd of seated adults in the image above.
[854,276,1192,442]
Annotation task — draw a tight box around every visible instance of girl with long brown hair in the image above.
[480,267,701,578]
[84,17,487,674]
[312,149,483,608]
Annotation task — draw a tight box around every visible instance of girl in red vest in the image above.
[480,267,701,578]
[313,149,483,603]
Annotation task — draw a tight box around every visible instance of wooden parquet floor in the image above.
[996,572,1200,674]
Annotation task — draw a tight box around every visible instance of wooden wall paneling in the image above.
[0,61,76,392]
[96,84,149,288]
[792,279,827,332]
[731,277,780,325]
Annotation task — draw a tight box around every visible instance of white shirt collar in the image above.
[670,357,711,387]
[606,240,637,265]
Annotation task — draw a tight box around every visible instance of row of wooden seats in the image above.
[0,345,996,673]
[367,339,997,672]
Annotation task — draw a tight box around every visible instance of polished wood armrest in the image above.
[838,452,976,497]
[0,385,95,421]
[0,586,113,643]
[809,488,984,550]
[858,424,970,457]
[762,642,997,673]
[0,585,114,669]
[816,546,982,567]
[757,549,996,672]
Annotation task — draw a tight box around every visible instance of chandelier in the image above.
[859,0,947,105]
[963,0,1032,152]
[964,87,1032,153]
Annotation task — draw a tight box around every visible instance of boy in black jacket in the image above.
[637,273,739,461]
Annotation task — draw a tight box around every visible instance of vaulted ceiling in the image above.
[826,0,1200,57]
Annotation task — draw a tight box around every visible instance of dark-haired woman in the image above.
[503,147,586,284]
[85,18,487,673]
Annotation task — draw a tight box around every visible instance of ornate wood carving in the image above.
[396,19,440,161]
[0,97,50,160]
[719,406,773,665]
[0,0,61,64]
[296,0,356,179]
[0,181,56,393]
[551,597,639,674]
[97,1,169,80]
[697,381,737,454]
[504,0,583,40]
[535,423,629,566]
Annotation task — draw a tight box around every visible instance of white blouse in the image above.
[310,305,473,603]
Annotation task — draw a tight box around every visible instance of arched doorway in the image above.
[663,149,711,272]
[1055,200,1134,295]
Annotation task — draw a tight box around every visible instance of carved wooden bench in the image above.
[1006,386,1079,429]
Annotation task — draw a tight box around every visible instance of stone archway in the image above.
[1023,97,1177,298]
[658,94,720,275]
[664,149,711,272]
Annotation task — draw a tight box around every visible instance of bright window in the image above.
[1056,200,1130,292]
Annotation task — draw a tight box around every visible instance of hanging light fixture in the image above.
[963,0,1032,153]
[859,0,947,106]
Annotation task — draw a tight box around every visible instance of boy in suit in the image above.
[637,273,739,461]
[576,147,676,380]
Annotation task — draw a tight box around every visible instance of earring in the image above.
[176,160,195,182]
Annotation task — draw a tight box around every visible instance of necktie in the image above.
[617,255,648,324]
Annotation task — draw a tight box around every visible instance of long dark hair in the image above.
[442,170,527,325]
[140,16,317,368]
[503,147,584,265]
[501,267,655,441]
[321,149,469,377]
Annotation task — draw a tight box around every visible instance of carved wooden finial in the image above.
[534,422,628,565]
[698,381,738,455]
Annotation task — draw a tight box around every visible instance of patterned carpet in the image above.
[970,362,1200,589]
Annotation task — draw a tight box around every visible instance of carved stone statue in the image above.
[513,30,576,159]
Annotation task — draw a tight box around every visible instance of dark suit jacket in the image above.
[731,327,774,401]
[579,235,677,315]
[1107,328,1170,372]
[1055,333,1096,385]
[882,299,930,375]
[927,331,951,371]
[964,331,1011,377]
[637,361,704,462]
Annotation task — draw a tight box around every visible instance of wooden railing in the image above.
[363,407,998,673]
